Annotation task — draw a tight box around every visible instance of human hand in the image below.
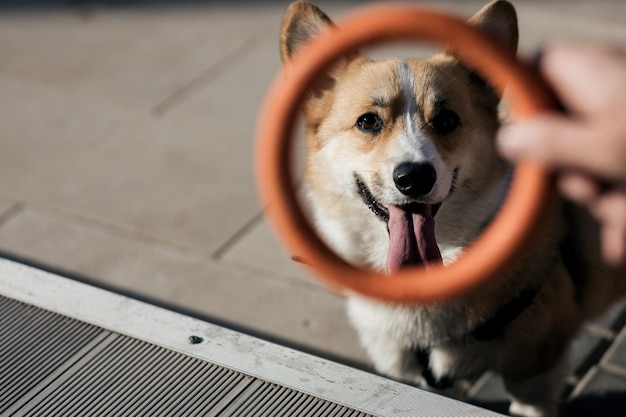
[497,43,626,266]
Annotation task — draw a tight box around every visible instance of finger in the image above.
[592,191,626,266]
[557,171,600,204]
[601,225,626,267]
[497,115,590,165]
[590,189,626,223]
[497,116,626,181]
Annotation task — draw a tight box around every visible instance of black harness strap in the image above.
[414,231,579,388]
[470,245,567,342]
[471,286,541,341]
[415,285,541,389]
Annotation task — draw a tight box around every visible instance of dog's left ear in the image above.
[280,1,334,64]
[279,1,361,117]
[468,0,518,53]
[457,1,518,99]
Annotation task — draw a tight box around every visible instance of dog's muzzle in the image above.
[354,174,444,272]
[355,175,390,223]
[354,174,443,224]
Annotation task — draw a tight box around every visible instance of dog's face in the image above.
[280,1,518,268]
[306,56,486,212]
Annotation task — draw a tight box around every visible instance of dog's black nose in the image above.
[393,162,436,197]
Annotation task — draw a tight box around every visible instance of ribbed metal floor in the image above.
[0,295,372,417]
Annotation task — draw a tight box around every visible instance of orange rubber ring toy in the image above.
[256,3,556,303]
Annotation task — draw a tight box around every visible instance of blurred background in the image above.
[0,0,625,380]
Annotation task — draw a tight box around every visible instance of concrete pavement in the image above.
[0,1,625,414]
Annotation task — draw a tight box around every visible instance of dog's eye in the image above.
[356,112,383,134]
[430,109,460,134]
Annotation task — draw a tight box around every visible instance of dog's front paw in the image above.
[504,357,565,417]
[509,401,556,417]
[371,355,427,387]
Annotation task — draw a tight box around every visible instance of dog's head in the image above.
[279,1,518,269]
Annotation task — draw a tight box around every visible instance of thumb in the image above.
[497,115,623,181]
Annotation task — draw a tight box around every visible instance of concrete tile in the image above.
[0,205,366,363]
[0,9,276,109]
[515,3,626,56]
[0,196,18,218]
[0,74,259,254]
[0,7,291,255]
[167,2,502,134]
[166,32,280,135]
[525,0,626,27]
[221,216,319,286]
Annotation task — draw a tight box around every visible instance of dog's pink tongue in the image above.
[386,204,442,273]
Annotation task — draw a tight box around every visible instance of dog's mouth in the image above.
[355,174,451,272]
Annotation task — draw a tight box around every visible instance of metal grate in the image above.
[0,297,105,415]
[0,295,373,417]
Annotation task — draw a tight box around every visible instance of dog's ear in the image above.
[279,0,360,119]
[460,1,518,100]
[280,1,334,64]
[468,0,518,53]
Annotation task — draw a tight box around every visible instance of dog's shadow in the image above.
[470,391,626,417]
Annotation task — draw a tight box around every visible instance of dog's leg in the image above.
[361,338,426,385]
[503,356,566,417]
[347,298,426,385]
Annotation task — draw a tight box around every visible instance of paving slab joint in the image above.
[152,36,261,117]
[0,202,24,229]
[212,211,265,260]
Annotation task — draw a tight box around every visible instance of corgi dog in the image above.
[279,1,626,416]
